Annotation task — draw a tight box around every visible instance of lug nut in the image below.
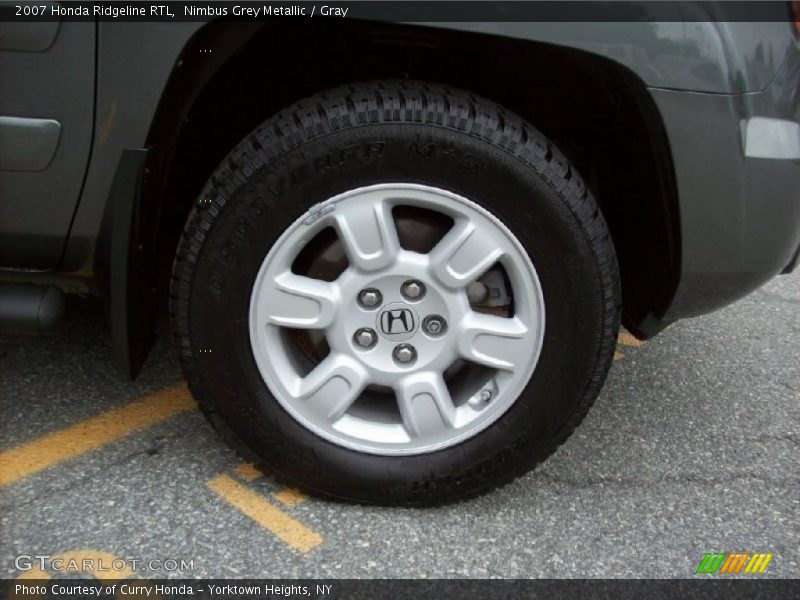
[423,315,447,336]
[393,343,417,365]
[354,328,377,349]
[401,280,426,300]
[358,288,382,309]
[469,388,494,408]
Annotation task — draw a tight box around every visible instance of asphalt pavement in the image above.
[1,272,798,579]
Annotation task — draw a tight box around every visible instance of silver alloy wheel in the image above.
[249,184,545,455]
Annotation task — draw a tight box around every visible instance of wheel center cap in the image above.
[377,303,419,342]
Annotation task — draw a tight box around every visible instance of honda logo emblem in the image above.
[380,309,415,334]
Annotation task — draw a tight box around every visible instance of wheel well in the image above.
[146,20,680,338]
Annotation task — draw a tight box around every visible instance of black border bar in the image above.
[1,1,797,23]
[3,578,800,600]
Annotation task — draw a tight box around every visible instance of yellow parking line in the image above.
[233,463,308,507]
[234,462,263,482]
[273,487,308,507]
[618,331,645,347]
[613,350,624,361]
[0,382,194,486]
[15,568,51,580]
[207,474,322,553]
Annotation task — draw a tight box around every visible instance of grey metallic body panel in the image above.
[0,19,59,52]
[3,17,799,336]
[60,18,795,276]
[651,42,800,321]
[60,22,198,274]
[434,21,793,93]
[0,116,61,171]
[0,22,94,269]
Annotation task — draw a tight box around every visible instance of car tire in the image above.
[170,81,620,505]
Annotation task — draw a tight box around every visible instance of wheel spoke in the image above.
[395,372,456,438]
[257,271,338,329]
[429,219,505,290]
[294,353,369,423]
[333,194,400,272]
[457,313,533,371]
